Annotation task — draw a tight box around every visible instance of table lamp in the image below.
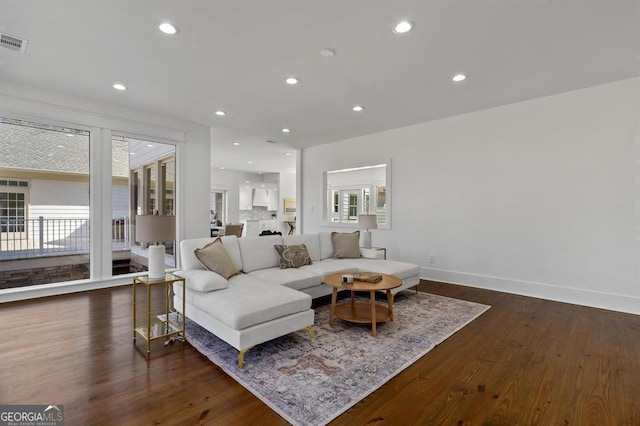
[136,214,176,279]
[358,214,377,249]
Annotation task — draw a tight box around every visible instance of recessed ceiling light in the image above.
[158,22,178,35]
[284,152,292,156]
[219,166,224,170]
[320,48,335,58]
[215,110,226,116]
[147,144,154,148]
[285,77,299,85]
[453,74,467,82]
[282,128,290,133]
[66,133,74,137]
[352,105,364,112]
[248,161,253,164]
[245,180,250,183]
[131,152,136,155]
[113,83,126,91]
[232,142,240,146]
[261,184,265,188]
[393,21,414,34]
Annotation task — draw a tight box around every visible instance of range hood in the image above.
[252,188,269,207]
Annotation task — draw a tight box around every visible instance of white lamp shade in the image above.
[358,214,378,230]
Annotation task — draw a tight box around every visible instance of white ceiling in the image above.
[1,1,639,173]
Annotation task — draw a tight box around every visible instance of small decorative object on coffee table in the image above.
[353,272,383,283]
[324,272,401,337]
[133,272,186,355]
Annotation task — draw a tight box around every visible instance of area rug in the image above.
[183,291,490,426]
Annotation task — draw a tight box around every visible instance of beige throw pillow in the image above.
[194,238,239,279]
[331,231,361,258]
[273,244,313,269]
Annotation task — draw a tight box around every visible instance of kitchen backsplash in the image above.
[239,206,277,221]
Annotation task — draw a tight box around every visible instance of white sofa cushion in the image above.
[186,275,312,330]
[220,235,243,271]
[282,234,321,261]
[248,267,322,291]
[338,258,420,281]
[360,247,385,260]
[239,235,283,273]
[300,259,358,279]
[174,269,228,292]
[319,232,334,259]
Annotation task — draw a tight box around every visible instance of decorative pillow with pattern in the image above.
[194,238,239,279]
[331,231,362,258]
[273,244,313,269]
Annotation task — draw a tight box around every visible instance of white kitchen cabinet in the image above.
[267,188,278,211]
[239,187,252,210]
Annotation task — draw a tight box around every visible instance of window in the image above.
[0,116,90,287]
[0,182,27,233]
[112,136,176,276]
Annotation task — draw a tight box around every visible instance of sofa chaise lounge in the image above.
[173,232,420,367]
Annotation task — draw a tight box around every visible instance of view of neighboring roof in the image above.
[0,117,129,177]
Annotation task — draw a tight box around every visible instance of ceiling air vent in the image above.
[0,33,28,53]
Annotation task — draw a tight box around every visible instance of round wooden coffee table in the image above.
[324,272,402,337]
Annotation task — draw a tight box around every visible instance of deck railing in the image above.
[0,216,131,260]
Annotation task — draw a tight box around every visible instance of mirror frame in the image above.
[321,159,391,230]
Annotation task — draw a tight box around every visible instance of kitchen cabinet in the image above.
[268,189,278,211]
[239,187,252,210]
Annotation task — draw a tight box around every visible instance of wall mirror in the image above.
[323,160,391,229]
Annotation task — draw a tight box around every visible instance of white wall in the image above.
[302,77,640,314]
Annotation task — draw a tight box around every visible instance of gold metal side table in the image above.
[133,273,186,355]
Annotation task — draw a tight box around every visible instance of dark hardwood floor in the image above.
[1,280,638,425]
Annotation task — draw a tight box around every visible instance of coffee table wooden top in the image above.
[324,272,402,291]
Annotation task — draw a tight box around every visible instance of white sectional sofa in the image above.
[173,232,419,368]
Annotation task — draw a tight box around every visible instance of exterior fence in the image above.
[0,216,130,260]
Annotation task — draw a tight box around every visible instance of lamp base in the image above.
[361,231,372,249]
[147,244,166,279]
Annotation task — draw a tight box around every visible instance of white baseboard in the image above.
[0,277,131,303]
[420,267,640,316]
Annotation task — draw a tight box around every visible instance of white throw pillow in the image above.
[174,269,228,292]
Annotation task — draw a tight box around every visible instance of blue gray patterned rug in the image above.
[183,291,490,426]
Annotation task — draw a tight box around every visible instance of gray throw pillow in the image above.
[273,244,313,269]
[331,231,361,258]
[194,238,239,279]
